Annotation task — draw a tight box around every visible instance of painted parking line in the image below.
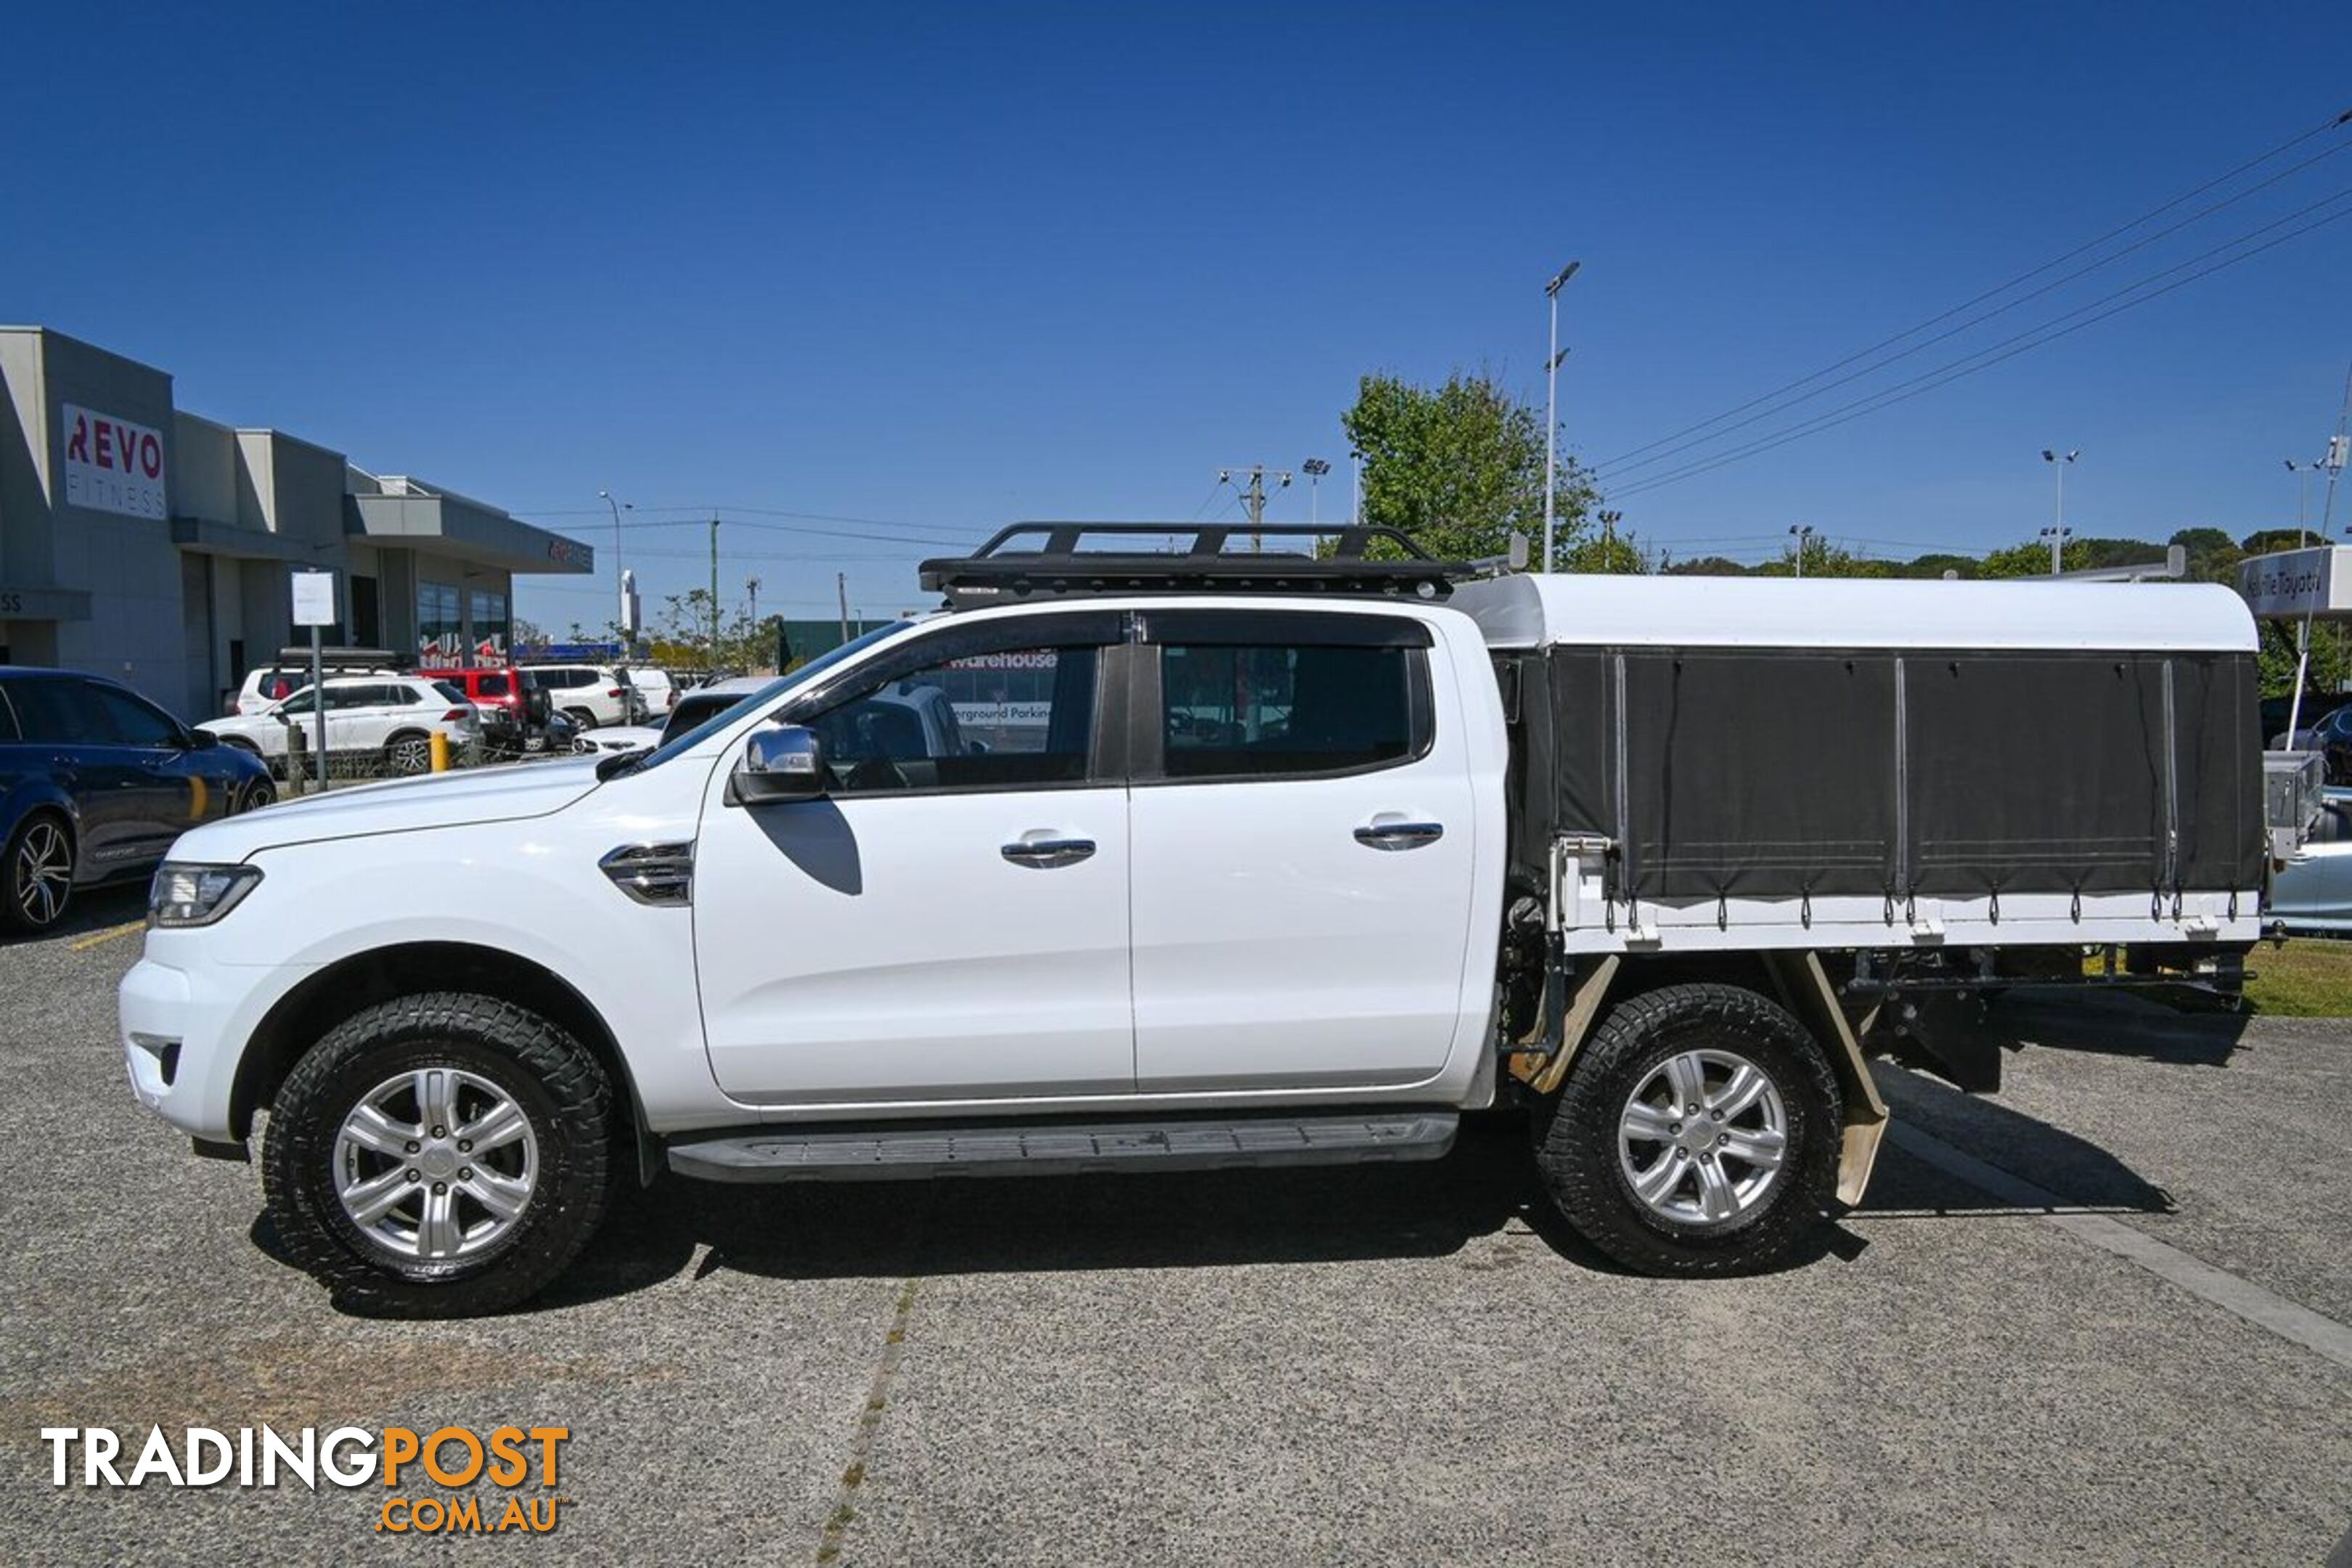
[68,921,144,952]
[1886,1121,2352,1373]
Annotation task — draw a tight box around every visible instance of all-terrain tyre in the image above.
[262,992,614,1318]
[1536,982,1840,1277]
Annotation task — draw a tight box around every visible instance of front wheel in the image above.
[261,994,614,1317]
[1536,982,1840,1277]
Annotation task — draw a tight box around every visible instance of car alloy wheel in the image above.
[332,1067,540,1262]
[12,819,73,929]
[1616,1047,1789,1226]
[236,778,277,814]
[386,735,433,775]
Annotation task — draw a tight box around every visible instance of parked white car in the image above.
[573,676,771,756]
[626,667,678,719]
[229,658,399,716]
[201,677,480,775]
[520,665,640,730]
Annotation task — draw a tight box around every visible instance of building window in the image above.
[351,576,380,648]
[469,587,510,660]
[418,581,461,664]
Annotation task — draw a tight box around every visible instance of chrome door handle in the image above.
[1355,820,1445,851]
[1002,836,1096,869]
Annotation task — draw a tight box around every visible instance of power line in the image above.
[1608,191,2352,499]
[1597,105,2352,473]
[1596,134,2352,483]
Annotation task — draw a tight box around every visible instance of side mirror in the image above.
[184,728,219,751]
[734,725,828,804]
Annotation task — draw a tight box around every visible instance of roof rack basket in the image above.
[918,522,1465,607]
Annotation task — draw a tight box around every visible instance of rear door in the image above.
[1126,608,1479,1093]
[7,677,138,874]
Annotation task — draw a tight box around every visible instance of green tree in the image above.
[649,589,783,674]
[1662,554,1749,576]
[1342,370,1599,568]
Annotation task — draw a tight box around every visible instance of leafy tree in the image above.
[1565,529,1643,574]
[1662,555,1750,576]
[648,589,785,674]
[1898,552,1978,580]
[1342,370,1598,568]
[1752,536,1887,579]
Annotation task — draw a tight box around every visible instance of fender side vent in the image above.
[600,842,695,907]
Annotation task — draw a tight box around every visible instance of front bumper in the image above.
[119,938,314,1144]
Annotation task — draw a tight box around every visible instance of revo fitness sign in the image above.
[60,403,166,520]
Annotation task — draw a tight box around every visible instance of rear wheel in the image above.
[261,993,614,1317]
[383,731,433,775]
[1536,982,1839,1276]
[563,706,597,731]
[234,775,277,813]
[2,812,75,934]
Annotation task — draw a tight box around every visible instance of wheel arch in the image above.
[1511,951,1888,1206]
[231,941,652,1175]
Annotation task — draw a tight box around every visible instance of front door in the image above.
[693,613,1134,1105]
[1126,608,1479,1093]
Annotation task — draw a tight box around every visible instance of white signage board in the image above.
[60,403,167,519]
[2237,546,2352,619]
[290,571,338,627]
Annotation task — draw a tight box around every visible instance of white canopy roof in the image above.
[1451,572,2257,653]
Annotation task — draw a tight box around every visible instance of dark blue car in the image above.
[0,667,275,934]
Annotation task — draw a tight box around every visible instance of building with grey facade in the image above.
[0,327,592,719]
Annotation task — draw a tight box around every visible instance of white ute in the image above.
[121,523,2275,1315]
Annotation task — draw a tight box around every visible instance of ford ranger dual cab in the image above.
[119,523,2271,1316]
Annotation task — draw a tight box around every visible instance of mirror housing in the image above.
[184,728,219,750]
[734,725,827,804]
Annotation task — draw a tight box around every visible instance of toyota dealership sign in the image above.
[60,403,166,519]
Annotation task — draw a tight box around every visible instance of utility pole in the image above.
[708,513,721,662]
[837,572,851,646]
[1789,523,1816,579]
[2041,448,2078,574]
[1219,465,1292,551]
[747,576,761,628]
[1543,259,1581,572]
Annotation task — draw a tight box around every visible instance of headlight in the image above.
[148,862,263,928]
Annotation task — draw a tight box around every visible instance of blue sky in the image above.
[4,2,2348,630]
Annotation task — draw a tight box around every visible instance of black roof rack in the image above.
[918,522,1464,608]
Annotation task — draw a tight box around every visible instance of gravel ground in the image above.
[2,894,2347,1565]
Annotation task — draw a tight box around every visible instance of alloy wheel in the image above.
[387,736,432,775]
[332,1067,539,1261]
[1617,1048,1789,1226]
[12,820,72,928]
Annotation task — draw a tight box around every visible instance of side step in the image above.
[667,1109,1460,1185]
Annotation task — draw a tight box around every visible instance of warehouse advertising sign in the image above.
[2238,546,2352,619]
[60,404,167,520]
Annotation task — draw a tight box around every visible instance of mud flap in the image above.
[1763,952,1891,1208]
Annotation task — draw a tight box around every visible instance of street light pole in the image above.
[597,490,631,638]
[2287,457,2323,546]
[1302,457,1331,526]
[1542,259,1580,573]
[1789,524,1816,579]
[2040,449,2078,574]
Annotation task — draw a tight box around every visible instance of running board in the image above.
[666,1109,1460,1184]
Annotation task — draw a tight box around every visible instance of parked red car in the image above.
[434,667,528,746]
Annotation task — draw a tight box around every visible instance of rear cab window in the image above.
[1137,609,1433,782]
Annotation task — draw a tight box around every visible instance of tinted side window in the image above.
[7,678,106,743]
[0,686,17,741]
[89,685,184,747]
[475,673,510,698]
[1159,644,1424,779]
[806,645,1100,793]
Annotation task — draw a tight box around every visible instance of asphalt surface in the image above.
[2,891,2348,1565]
